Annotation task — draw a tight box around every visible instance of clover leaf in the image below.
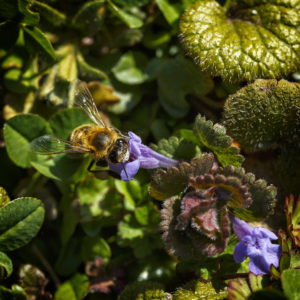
[180,0,300,82]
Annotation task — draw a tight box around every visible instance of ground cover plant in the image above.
[0,0,299,299]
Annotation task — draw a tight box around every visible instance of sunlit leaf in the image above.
[0,197,45,252]
[180,0,300,81]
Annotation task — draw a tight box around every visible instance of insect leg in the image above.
[87,160,96,172]
[122,162,129,179]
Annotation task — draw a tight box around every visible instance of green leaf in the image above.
[118,214,144,240]
[223,79,300,152]
[150,154,215,200]
[193,114,244,167]
[174,280,227,299]
[4,114,52,168]
[30,154,87,181]
[49,108,91,140]
[33,1,66,26]
[4,57,39,93]
[72,0,105,34]
[107,0,143,29]
[151,136,201,160]
[113,0,151,8]
[55,273,89,300]
[80,236,111,264]
[0,187,10,208]
[180,0,300,82]
[281,269,300,300]
[107,80,142,114]
[0,285,27,300]
[115,180,136,211]
[18,0,39,25]
[157,56,214,118]
[24,26,55,61]
[112,51,148,84]
[0,197,45,252]
[76,51,108,80]
[0,252,13,279]
[118,281,166,300]
[156,0,180,25]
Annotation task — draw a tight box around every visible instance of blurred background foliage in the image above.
[0,0,299,299]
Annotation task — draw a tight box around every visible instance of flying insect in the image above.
[29,81,130,177]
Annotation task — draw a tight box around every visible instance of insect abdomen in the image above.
[70,125,93,148]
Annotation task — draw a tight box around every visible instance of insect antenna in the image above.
[122,162,128,179]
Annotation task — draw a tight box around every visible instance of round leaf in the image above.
[0,197,45,252]
[180,0,300,82]
[112,51,148,84]
[4,114,52,168]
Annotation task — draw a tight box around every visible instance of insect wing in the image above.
[74,81,106,127]
[29,135,90,155]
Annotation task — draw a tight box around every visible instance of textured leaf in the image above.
[174,280,227,299]
[0,197,45,252]
[107,0,143,29]
[150,153,215,200]
[180,0,300,82]
[118,281,166,300]
[24,26,55,61]
[151,136,201,160]
[4,114,52,168]
[112,51,148,84]
[19,264,49,299]
[193,115,244,167]
[0,251,13,279]
[281,269,300,300]
[55,273,89,300]
[218,165,277,221]
[223,79,300,152]
[0,187,10,208]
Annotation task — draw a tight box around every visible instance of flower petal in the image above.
[233,241,248,263]
[232,216,253,240]
[253,227,278,240]
[128,131,142,143]
[109,159,140,181]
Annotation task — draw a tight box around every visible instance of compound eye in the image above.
[116,139,125,146]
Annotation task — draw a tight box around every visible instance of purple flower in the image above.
[109,131,178,181]
[232,216,281,275]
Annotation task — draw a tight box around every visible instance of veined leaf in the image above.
[180,0,300,82]
[0,197,45,252]
[33,1,66,26]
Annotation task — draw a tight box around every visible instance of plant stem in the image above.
[23,172,41,197]
[224,0,232,13]
[31,243,61,288]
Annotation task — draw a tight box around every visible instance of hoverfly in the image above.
[29,81,130,177]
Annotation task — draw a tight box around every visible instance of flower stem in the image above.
[31,243,61,288]
[224,0,232,13]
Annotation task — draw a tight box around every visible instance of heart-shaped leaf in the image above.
[0,197,45,252]
[180,0,300,82]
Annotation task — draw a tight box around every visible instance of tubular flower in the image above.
[109,131,178,181]
[232,216,281,275]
